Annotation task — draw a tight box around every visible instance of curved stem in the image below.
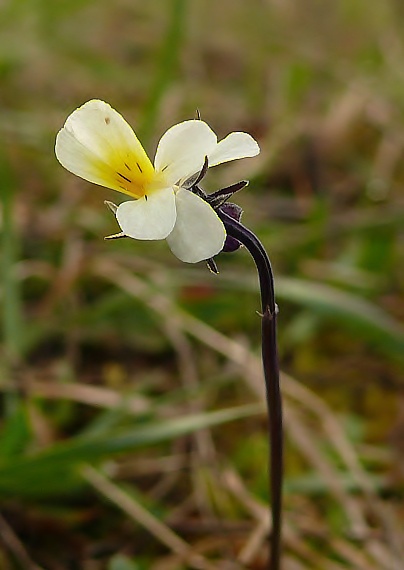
[218,210,283,570]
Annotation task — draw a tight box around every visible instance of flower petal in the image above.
[154,120,217,185]
[208,132,260,167]
[55,100,155,198]
[166,189,226,263]
[116,187,176,240]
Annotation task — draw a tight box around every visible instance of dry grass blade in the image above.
[285,405,367,536]
[21,378,151,414]
[92,258,402,567]
[161,317,216,462]
[82,465,232,570]
[222,468,353,570]
[0,513,44,570]
[283,373,404,564]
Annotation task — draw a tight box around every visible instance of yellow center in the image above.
[94,140,167,199]
[113,161,155,199]
[109,152,156,198]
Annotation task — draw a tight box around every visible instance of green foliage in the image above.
[108,555,141,570]
[0,402,31,463]
[0,404,261,498]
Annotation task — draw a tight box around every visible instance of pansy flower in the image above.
[55,100,259,263]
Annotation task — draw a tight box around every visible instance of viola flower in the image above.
[55,99,259,263]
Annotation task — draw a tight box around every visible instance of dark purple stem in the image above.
[218,209,283,570]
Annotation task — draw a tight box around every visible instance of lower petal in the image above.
[116,187,176,240]
[166,189,226,263]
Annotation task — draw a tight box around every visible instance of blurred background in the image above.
[1,0,404,568]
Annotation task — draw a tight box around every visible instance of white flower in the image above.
[55,99,260,263]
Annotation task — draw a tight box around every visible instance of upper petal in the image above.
[116,187,176,240]
[154,120,217,185]
[55,100,155,198]
[166,189,226,263]
[208,132,260,167]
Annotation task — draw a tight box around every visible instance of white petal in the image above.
[55,100,155,198]
[166,189,226,263]
[116,187,176,240]
[154,120,217,185]
[208,132,260,167]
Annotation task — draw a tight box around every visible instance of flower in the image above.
[55,99,260,263]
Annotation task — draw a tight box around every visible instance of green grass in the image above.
[0,0,404,568]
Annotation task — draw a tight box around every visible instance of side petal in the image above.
[166,189,226,263]
[55,100,155,198]
[154,120,217,185]
[116,187,176,240]
[208,132,260,167]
